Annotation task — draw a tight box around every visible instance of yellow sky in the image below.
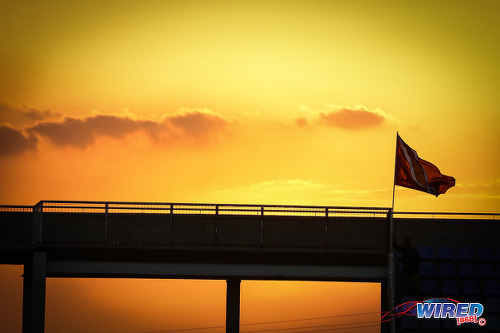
[1,0,499,332]
[1,0,499,212]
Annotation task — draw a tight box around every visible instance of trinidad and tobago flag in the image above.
[395,134,455,197]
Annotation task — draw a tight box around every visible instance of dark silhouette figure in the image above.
[394,236,421,299]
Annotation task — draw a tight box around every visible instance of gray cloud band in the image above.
[0,111,230,156]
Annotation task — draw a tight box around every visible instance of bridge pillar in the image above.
[226,278,241,333]
[23,251,47,333]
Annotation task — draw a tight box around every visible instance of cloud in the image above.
[219,179,386,198]
[246,179,327,192]
[296,104,391,130]
[29,115,159,148]
[213,179,328,204]
[450,179,500,200]
[295,117,309,127]
[0,102,60,127]
[167,107,231,141]
[320,106,385,129]
[214,178,390,206]
[0,108,234,153]
[0,125,38,156]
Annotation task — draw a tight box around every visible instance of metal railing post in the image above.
[104,203,108,243]
[33,201,43,247]
[169,204,174,249]
[215,205,219,250]
[325,207,329,252]
[260,206,264,251]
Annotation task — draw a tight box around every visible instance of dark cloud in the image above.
[0,125,38,156]
[29,117,98,148]
[29,115,162,148]
[167,110,229,140]
[0,102,60,127]
[85,116,160,139]
[23,108,59,121]
[319,107,385,130]
[15,109,232,150]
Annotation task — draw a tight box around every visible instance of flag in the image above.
[395,134,455,196]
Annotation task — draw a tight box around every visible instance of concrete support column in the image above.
[23,251,47,333]
[226,278,241,333]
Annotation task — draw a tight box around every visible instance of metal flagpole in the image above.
[392,132,398,210]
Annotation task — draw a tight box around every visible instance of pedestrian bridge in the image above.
[1,201,498,333]
[1,201,393,279]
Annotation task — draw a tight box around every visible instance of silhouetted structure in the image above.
[1,201,499,333]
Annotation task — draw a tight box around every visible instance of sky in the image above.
[1,0,499,332]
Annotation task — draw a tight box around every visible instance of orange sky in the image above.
[1,0,499,332]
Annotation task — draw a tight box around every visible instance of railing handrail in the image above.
[393,211,499,219]
[1,201,498,219]
[35,200,390,211]
[31,200,391,218]
[0,205,34,208]
[0,205,34,212]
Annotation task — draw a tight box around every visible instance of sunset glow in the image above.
[1,1,499,332]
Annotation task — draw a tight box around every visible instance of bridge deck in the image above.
[2,201,499,333]
[1,201,498,281]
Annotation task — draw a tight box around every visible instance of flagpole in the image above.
[392,132,398,211]
[388,132,398,333]
[391,174,396,212]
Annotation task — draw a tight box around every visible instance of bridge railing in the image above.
[2,202,498,251]
[0,205,34,212]
[2,201,498,219]
[22,201,392,251]
[31,201,500,219]
[35,200,391,218]
[393,211,498,220]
